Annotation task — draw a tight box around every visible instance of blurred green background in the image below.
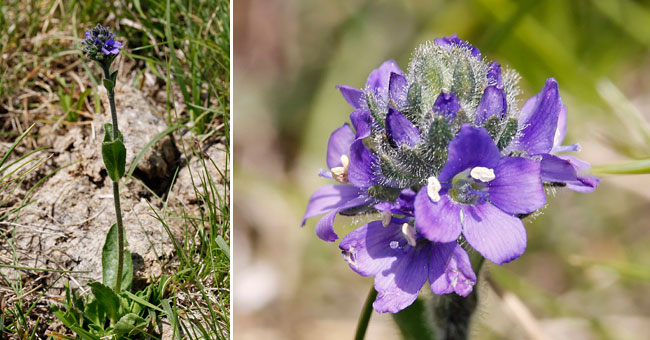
[234,0,650,339]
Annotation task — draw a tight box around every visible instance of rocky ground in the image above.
[0,79,228,334]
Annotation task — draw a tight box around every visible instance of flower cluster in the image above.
[302,35,598,313]
[81,24,122,65]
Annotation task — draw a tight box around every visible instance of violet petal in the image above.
[488,157,546,215]
[429,242,476,296]
[386,107,421,147]
[326,123,355,169]
[414,189,462,243]
[439,125,501,183]
[462,203,527,265]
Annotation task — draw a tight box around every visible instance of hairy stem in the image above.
[354,286,378,340]
[103,65,124,294]
[433,254,484,340]
[433,289,478,340]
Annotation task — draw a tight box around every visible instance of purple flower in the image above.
[302,123,376,242]
[336,60,407,139]
[415,125,545,264]
[433,92,461,119]
[340,190,476,313]
[81,24,122,64]
[302,35,598,313]
[509,79,599,192]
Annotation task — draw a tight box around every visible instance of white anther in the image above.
[340,154,350,169]
[470,167,495,182]
[401,223,417,247]
[427,176,441,202]
[382,210,392,227]
[331,154,351,183]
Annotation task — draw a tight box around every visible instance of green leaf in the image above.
[393,298,438,340]
[114,313,148,336]
[216,235,230,260]
[110,71,118,83]
[85,299,105,327]
[102,134,126,182]
[102,224,133,291]
[102,123,124,143]
[89,282,121,323]
[51,307,102,340]
[103,77,114,92]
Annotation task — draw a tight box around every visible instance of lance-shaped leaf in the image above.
[88,282,121,322]
[102,223,133,291]
[103,77,115,92]
[102,123,126,182]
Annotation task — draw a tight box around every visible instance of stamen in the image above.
[340,154,350,169]
[427,176,441,202]
[401,223,417,247]
[470,167,495,182]
[331,154,351,183]
[382,210,392,227]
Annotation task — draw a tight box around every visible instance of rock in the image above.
[99,82,180,194]
[171,143,229,205]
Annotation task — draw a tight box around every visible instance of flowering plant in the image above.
[302,34,598,337]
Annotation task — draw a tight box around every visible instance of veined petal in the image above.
[301,185,364,226]
[348,140,379,189]
[314,198,365,242]
[337,85,364,109]
[350,109,372,140]
[339,221,403,277]
[366,60,404,103]
[439,125,501,183]
[517,78,562,155]
[554,105,568,147]
[488,157,546,215]
[487,62,503,89]
[414,189,462,243]
[389,72,408,108]
[326,123,355,169]
[474,86,507,125]
[373,243,429,313]
[429,242,476,296]
[462,203,527,265]
[386,108,421,147]
[542,154,599,193]
[433,92,461,119]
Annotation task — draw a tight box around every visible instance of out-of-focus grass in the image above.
[235,0,650,339]
[0,0,229,338]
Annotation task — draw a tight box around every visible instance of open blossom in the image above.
[302,35,598,313]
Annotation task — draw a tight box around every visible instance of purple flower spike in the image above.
[81,24,122,65]
[433,92,461,119]
[303,36,597,314]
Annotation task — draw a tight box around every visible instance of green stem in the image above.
[354,286,377,340]
[103,65,124,294]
